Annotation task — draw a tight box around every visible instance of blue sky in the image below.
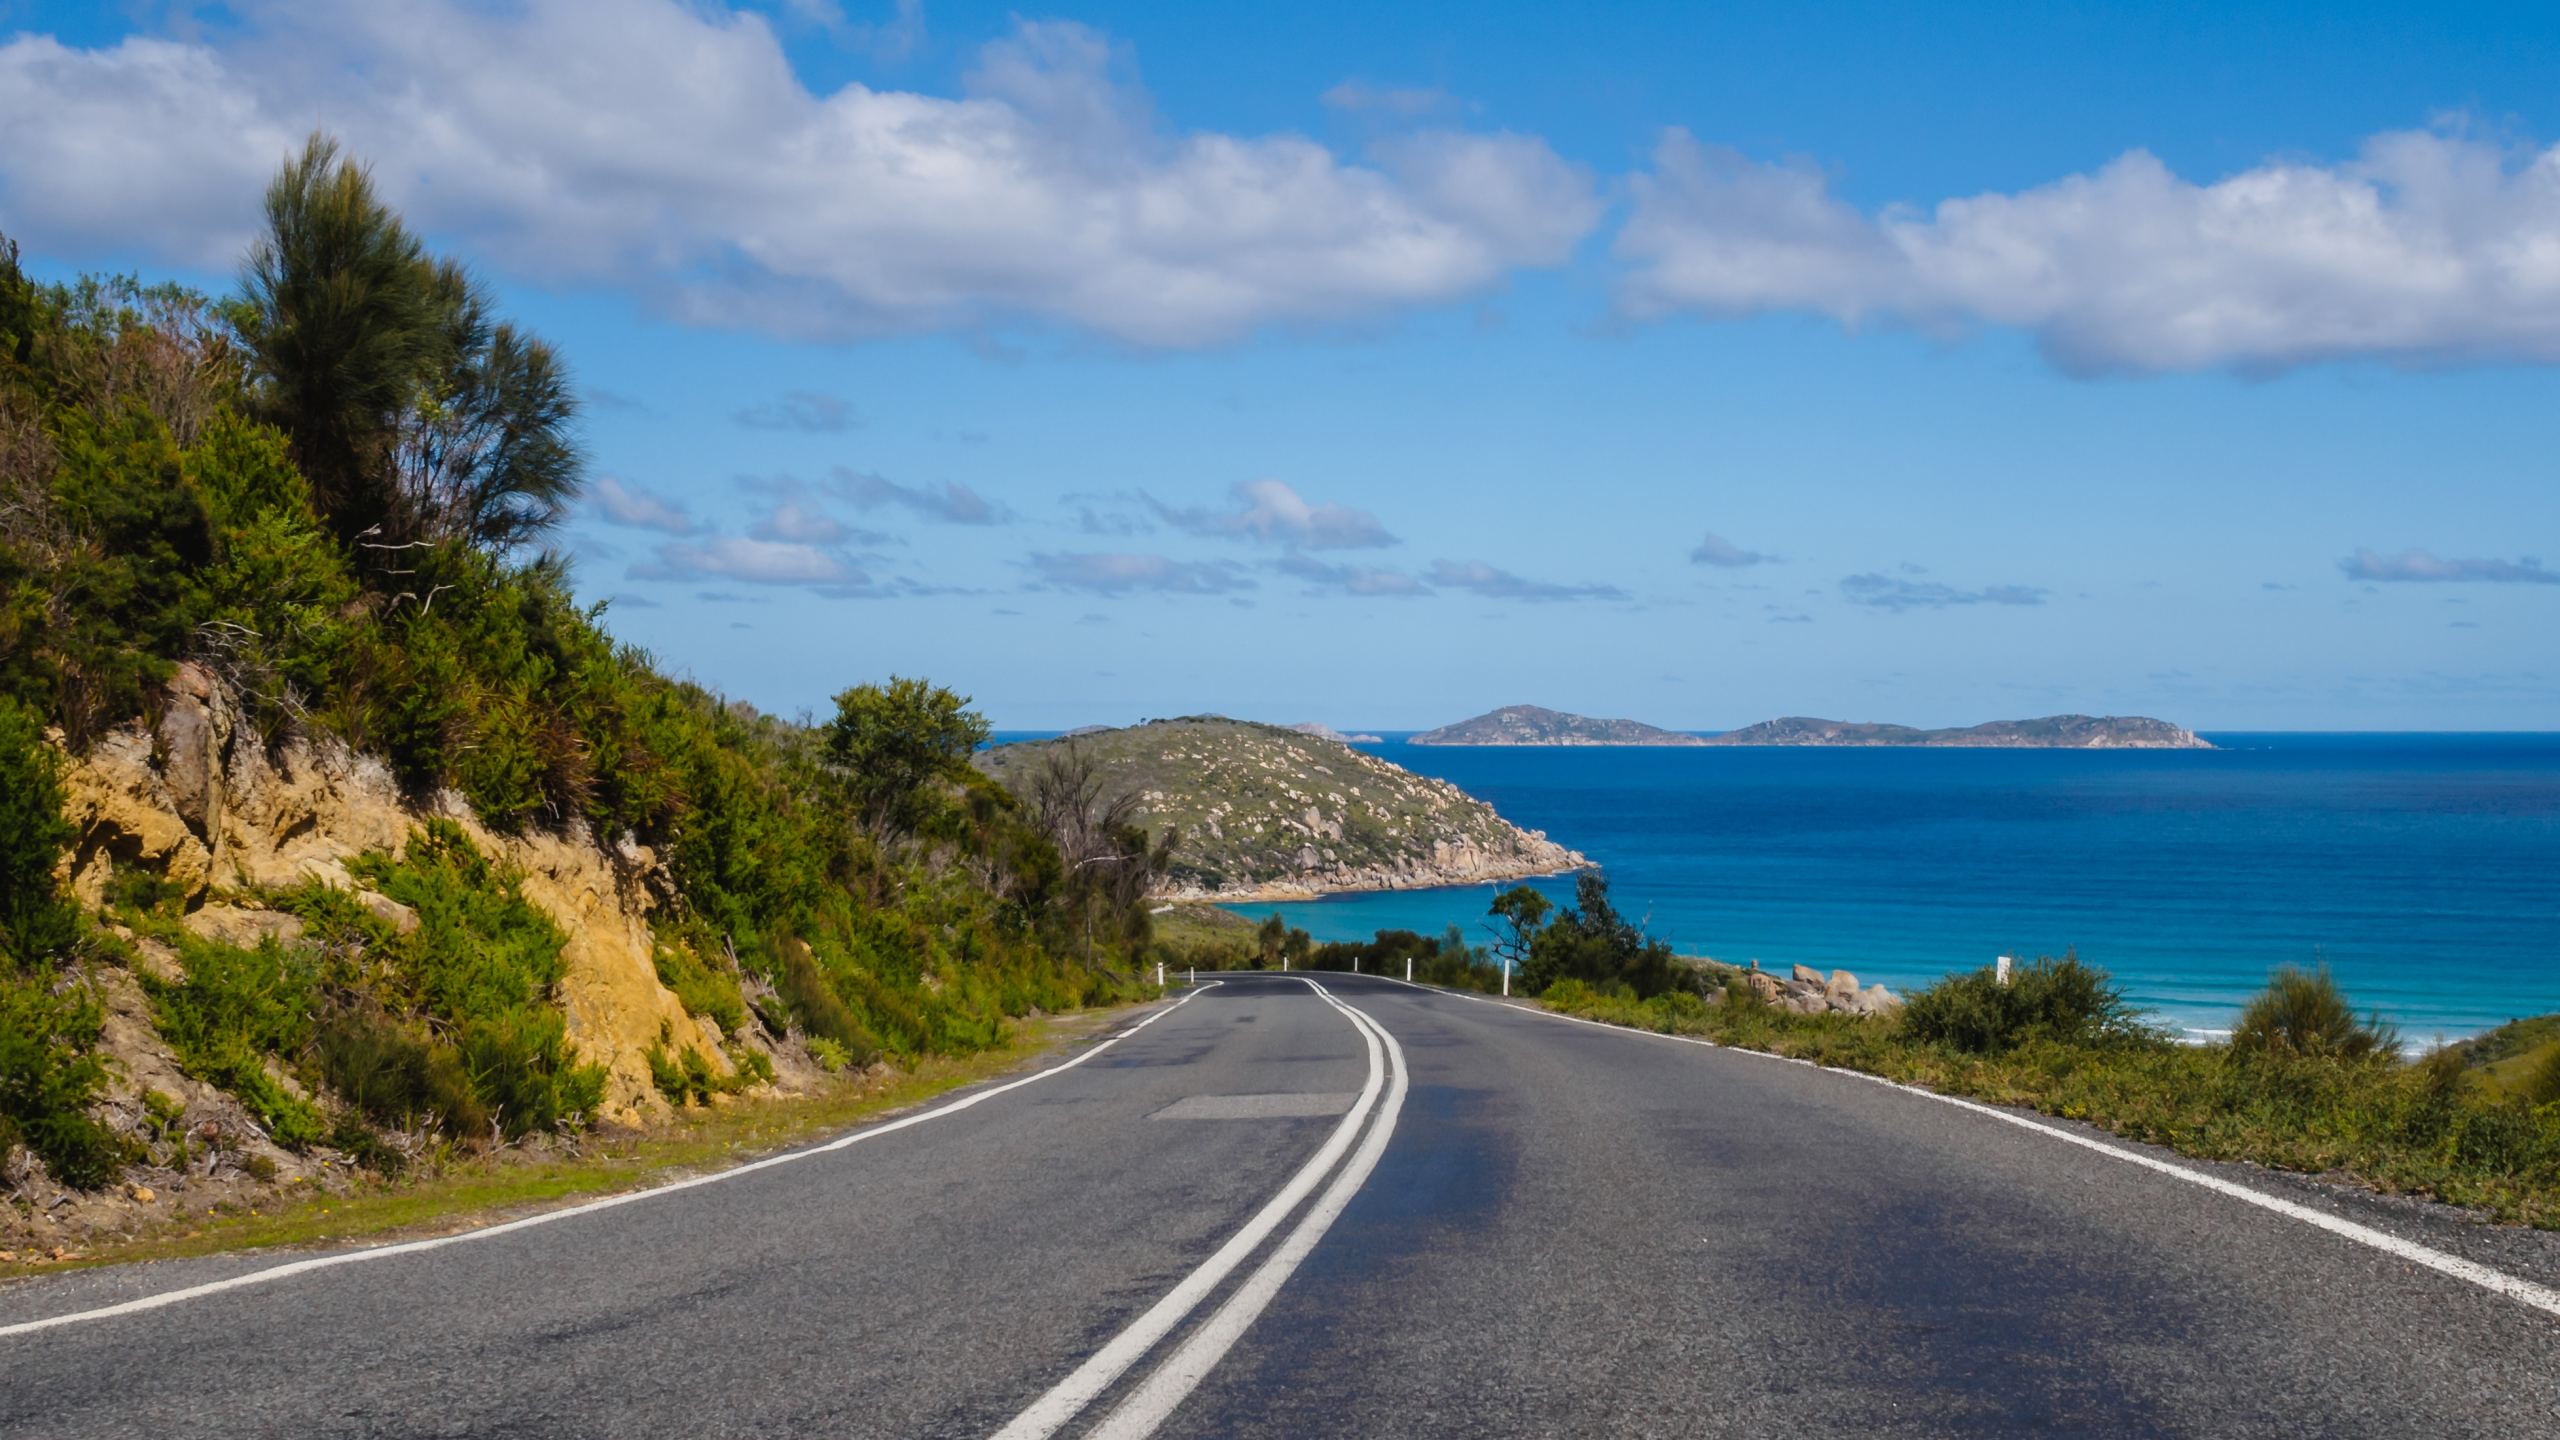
[3,1,2556,730]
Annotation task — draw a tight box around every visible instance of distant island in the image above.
[977,717,1589,900]
[1412,705,1709,747]
[1707,715,2212,749]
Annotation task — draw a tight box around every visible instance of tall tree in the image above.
[239,135,582,557]
[823,676,992,833]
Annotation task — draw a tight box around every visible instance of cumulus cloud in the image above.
[2339,547,2560,584]
[589,476,699,534]
[1840,573,2048,612]
[829,469,1009,525]
[1152,479,1396,549]
[1691,530,1777,568]
[1425,559,1626,603]
[637,536,865,586]
[1025,551,1255,595]
[1619,125,2560,373]
[1275,555,1428,596]
[0,6,1598,346]
[748,501,887,546]
[732,391,861,433]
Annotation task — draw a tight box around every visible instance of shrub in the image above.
[2521,1047,2560,1109]
[0,970,124,1186]
[1901,953,2142,1055]
[0,697,77,960]
[145,933,325,1148]
[2231,965,2398,1061]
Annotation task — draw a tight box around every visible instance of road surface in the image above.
[3,973,2556,1437]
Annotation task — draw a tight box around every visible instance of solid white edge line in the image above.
[0,982,1226,1342]
[1086,988,1410,1440]
[1364,974,2560,1324]
[986,977,1388,1440]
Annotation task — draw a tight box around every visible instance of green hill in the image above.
[978,717,1588,898]
[1411,704,1706,746]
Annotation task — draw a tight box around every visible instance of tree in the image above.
[823,676,992,833]
[238,135,582,557]
[1024,742,1173,966]
[237,134,438,547]
[1484,884,1551,978]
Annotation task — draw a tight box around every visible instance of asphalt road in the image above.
[4,973,2557,1438]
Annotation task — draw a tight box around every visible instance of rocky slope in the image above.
[1707,714,2212,749]
[56,665,742,1129]
[1411,705,1707,747]
[977,717,1588,901]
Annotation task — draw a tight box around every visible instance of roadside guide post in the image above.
[1502,956,1511,997]
[1157,962,1165,988]
[1406,957,1412,983]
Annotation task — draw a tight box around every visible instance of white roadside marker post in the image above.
[1996,954,2014,986]
[1406,957,1413,983]
[1354,958,1360,974]
[1157,962,1165,988]
[1189,966,1195,986]
[1502,956,1511,997]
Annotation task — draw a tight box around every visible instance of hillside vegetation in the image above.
[977,717,1586,898]
[0,138,1164,1227]
[1708,714,2211,748]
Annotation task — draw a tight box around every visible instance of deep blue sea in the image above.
[1113,734,2560,1043]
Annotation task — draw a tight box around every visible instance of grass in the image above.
[1536,971,2560,1229]
[2,1007,1122,1276]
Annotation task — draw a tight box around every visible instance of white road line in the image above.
[0,983,1224,1342]
[1369,975,2560,1323]
[987,978,1392,1440]
[1087,988,1409,1440]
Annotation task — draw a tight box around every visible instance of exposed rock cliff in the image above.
[54,664,732,1128]
[977,717,1587,901]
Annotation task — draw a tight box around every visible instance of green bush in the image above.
[0,698,78,960]
[145,933,325,1148]
[1901,953,2143,1055]
[0,970,124,1186]
[2231,965,2399,1061]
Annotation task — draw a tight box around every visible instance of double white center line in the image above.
[990,978,1410,1440]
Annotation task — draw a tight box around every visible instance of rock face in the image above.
[1707,714,2212,749]
[1411,704,1707,747]
[53,663,726,1124]
[1730,960,1901,1017]
[977,717,1589,902]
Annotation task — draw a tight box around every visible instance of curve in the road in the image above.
[990,977,1409,1440]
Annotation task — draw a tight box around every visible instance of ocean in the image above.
[1181,734,2560,1043]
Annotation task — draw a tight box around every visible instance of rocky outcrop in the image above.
[53,663,728,1125]
[1726,961,1900,1017]
[978,717,1589,902]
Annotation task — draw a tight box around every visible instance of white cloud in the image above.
[1425,559,1625,603]
[1619,125,2560,373]
[1839,573,2047,611]
[749,501,858,545]
[1152,479,1396,549]
[590,476,699,534]
[637,536,863,585]
[2340,547,2560,584]
[1275,555,1427,595]
[830,469,1008,524]
[1025,551,1254,595]
[1691,531,1777,568]
[0,6,1598,347]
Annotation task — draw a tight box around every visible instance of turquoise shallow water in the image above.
[1186,734,2560,1043]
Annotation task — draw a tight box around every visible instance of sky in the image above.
[2,1,2556,731]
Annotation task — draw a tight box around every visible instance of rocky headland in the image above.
[976,717,1588,901]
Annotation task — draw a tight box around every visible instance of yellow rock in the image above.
[127,1185,155,1203]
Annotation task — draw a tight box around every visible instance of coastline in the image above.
[1162,849,1591,906]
